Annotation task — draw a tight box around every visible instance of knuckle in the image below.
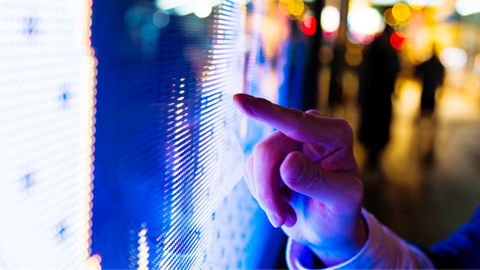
[292,111,310,133]
[306,109,321,116]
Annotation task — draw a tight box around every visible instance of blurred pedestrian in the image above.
[415,47,445,117]
[415,47,445,162]
[358,26,400,169]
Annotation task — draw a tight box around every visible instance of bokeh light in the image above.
[390,32,407,50]
[383,8,397,26]
[194,0,212,18]
[392,3,411,22]
[288,0,305,16]
[440,47,467,69]
[278,1,290,15]
[456,0,480,16]
[345,47,363,66]
[321,6,340,33]
[408,0,426,10]
[301,15,317,36]
[348,7,385,43]
[153,11,170,28]
[319,45,334,64]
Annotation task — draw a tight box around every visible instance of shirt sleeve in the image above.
[428,205,480,268]
[285,209,435,270]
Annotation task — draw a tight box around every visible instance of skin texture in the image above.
[233,94,367,266]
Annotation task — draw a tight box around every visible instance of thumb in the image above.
[279,151,362,208]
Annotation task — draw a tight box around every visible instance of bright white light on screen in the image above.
[194,0,213,18]
[321,6,340,33]
[137,227,150,270]
[456,0,480,16]
[156,0,222,16]
[0,0,95,268]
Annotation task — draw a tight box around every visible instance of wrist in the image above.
[309,215,368,267]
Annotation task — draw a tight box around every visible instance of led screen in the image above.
[0,0,291,268]
[92,0,286,269]
[0,0,96,268]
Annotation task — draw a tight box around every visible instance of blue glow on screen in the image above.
[1,0,287,268]
[91,0,286,269]
[91,0,286,267]
[0,0,97,268]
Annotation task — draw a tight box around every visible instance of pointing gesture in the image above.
[234,94,367,266]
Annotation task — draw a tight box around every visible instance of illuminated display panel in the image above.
[156,2,247,268]
[92,0,284,269]
[0,0,96,268]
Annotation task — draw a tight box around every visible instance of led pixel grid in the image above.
[92,0,284,268]
[0,0,96,268]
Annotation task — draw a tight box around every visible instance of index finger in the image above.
[233,94,351,147]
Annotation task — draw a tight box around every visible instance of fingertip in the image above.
[263,198,295,228]
[232,93,244,106]
[233,93,257,117]
[278,198,297,228]
[266,211,284,228]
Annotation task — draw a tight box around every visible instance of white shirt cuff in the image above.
[285,209,435,269]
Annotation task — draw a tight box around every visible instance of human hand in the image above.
[233,94,367,266]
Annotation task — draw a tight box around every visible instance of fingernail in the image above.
[266,211,282,228]
[234,94,257,116]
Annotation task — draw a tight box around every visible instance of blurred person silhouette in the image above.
[358,26,399,169]
[415,46,445,118]
[233,93,480,269]
[414,46,445,162]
